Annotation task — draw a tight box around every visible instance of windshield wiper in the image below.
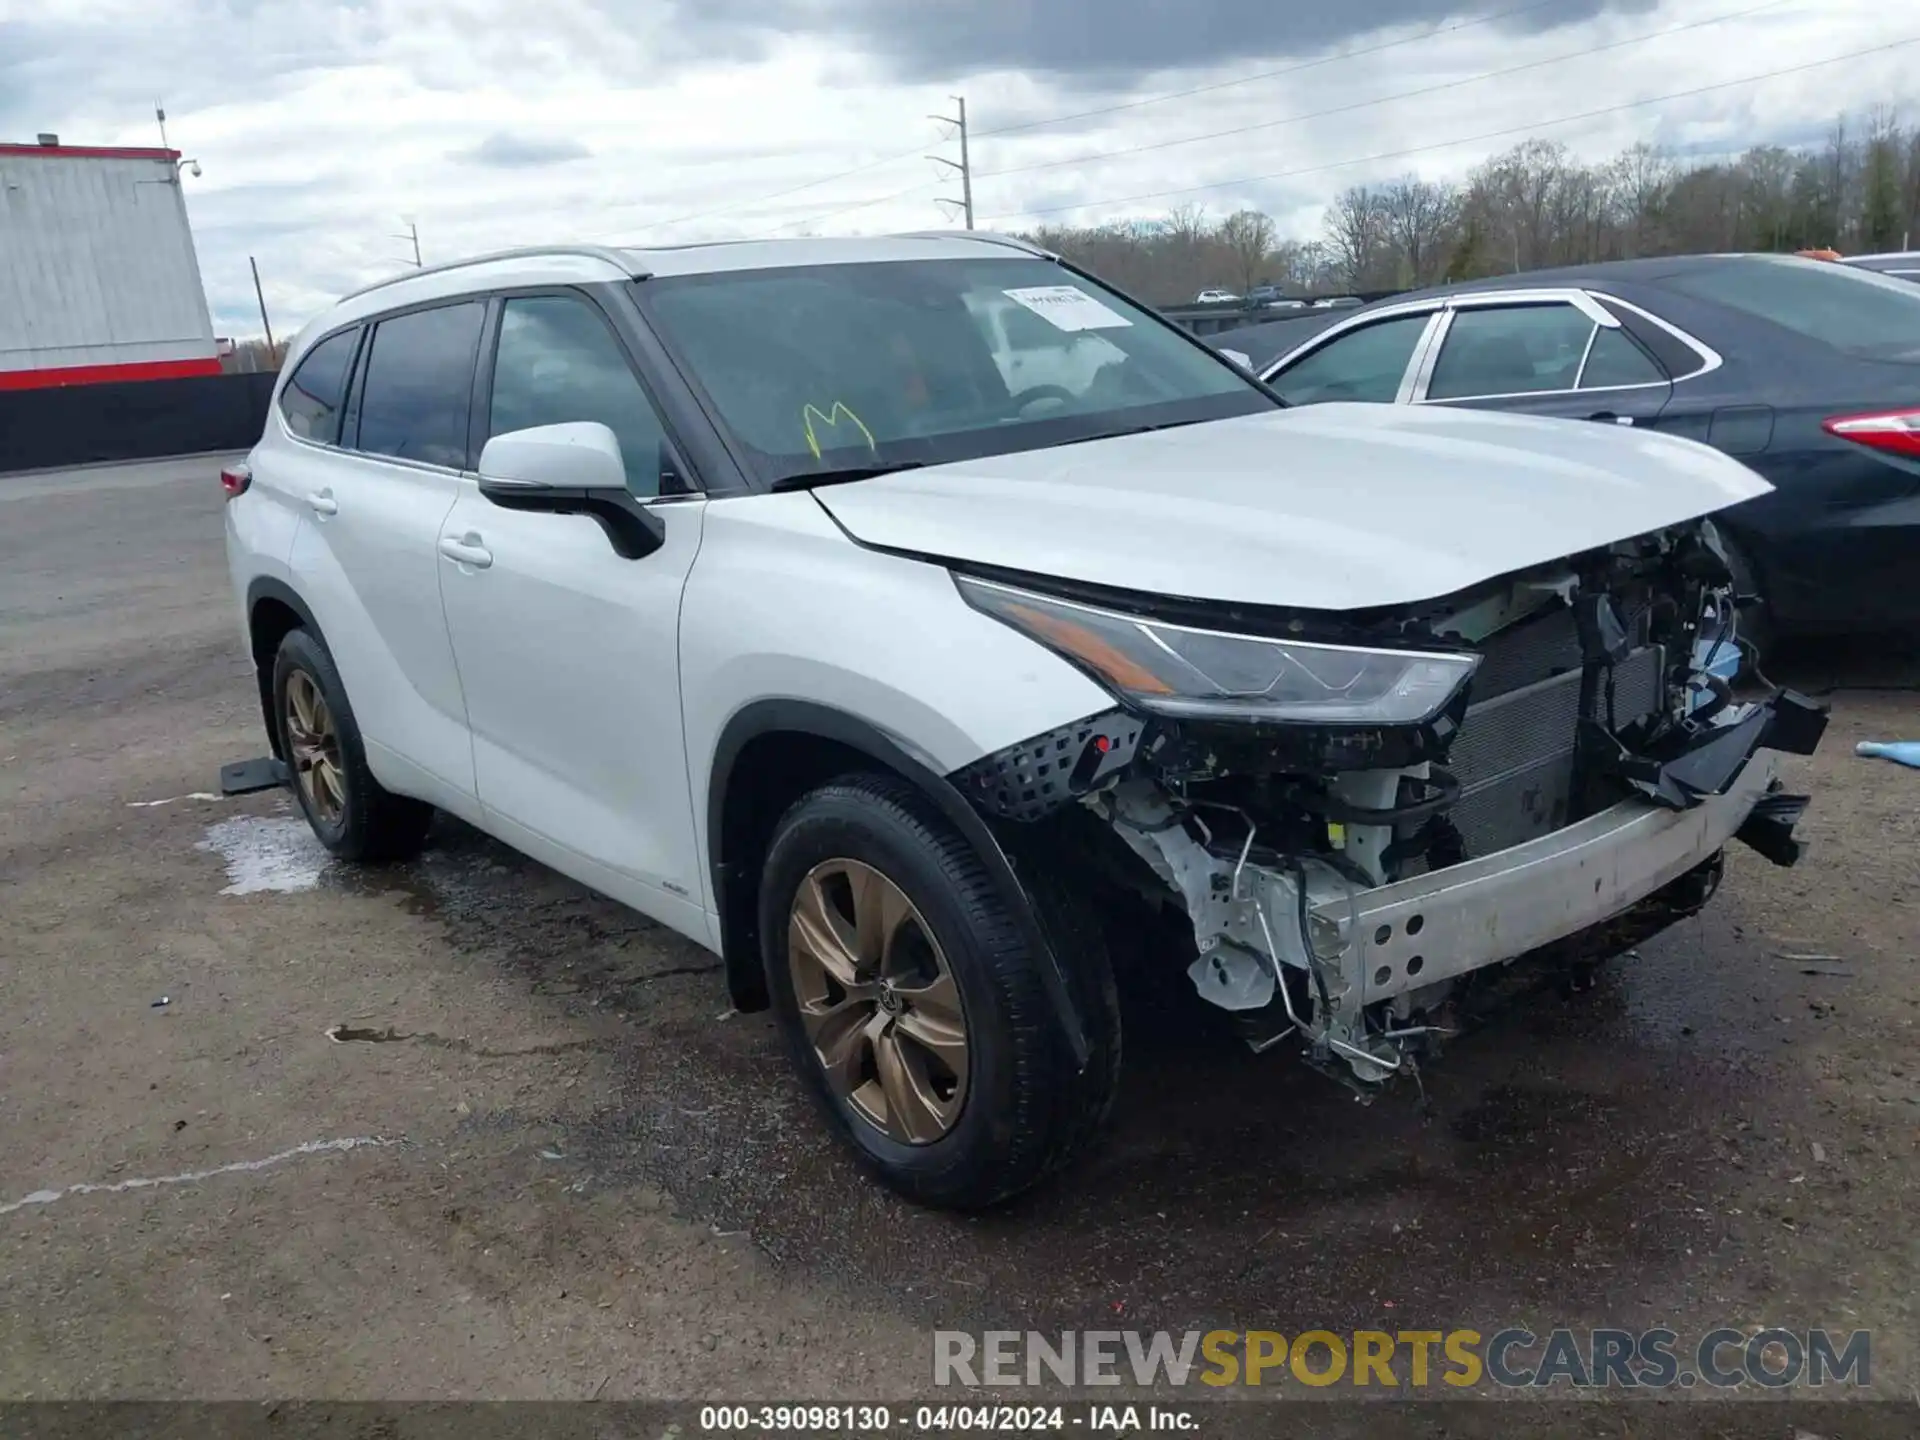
[770,462,925,492]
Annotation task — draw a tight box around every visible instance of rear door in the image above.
[286,299,487,808]
[1413,296,1673,426]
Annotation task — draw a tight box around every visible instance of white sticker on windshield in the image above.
[1003,285,1133,332]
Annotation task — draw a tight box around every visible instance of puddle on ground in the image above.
[196,814,330,895]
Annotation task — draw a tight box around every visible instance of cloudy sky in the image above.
[2,0,1912,337]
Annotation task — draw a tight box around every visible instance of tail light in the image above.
[219,462,252,498]
[1823,408,1920,460]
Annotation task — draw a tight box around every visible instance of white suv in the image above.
[224,233,1825,1208]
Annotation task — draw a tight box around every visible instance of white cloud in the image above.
[2,0,1910,336]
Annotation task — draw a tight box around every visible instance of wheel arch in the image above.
[707,699,1091,1065]
[244,577,325,761]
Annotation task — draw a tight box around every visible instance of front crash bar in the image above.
[1307,751,1781,1009]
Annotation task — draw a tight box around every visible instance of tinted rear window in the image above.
[354,302,486,468]
[280,327,359,442]
[1657,257,1920,359]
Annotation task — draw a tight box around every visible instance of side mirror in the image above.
[1219,348,1253,370]
[476,421,665,560]
[478,421,628,490]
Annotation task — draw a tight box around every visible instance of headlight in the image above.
[956,576,1479,724]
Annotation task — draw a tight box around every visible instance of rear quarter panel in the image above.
[224,433,307,650]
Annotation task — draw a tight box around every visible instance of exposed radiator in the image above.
[1443,604,1665,858]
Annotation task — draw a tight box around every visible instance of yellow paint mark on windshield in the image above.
[802,402,876,460]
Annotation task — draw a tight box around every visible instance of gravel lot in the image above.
[1,455,1914,1432]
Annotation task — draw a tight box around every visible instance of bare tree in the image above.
[1217,209,1277,295]
[1607,142,1676,257]
[1018,104,1919,301]
[1738,146,1799,251]
[1823,115,1854,247]
[1863,105,1905,250]
[1379,175,1459,286]
[1324,185,1391,290]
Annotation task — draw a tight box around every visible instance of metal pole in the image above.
[956,95,974,230]
[250,256,275,355]
[409,221,421,267]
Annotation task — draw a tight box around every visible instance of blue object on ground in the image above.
[1855,741,1920,768]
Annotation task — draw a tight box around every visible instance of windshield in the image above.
[635,258,1274,485]
[1656,255,1920,360]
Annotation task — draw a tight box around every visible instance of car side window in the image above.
[487,295,669,498]
[1426,304,1593,400]
[353,302,486,469]
[1266,314,1431,405]
[1579,326,1666,389]
[279,327,360,443]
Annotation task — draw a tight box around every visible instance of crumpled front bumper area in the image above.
[1082,688,1825,1084]
[1336,746,1780,1009]
[1286,690,1823,1076]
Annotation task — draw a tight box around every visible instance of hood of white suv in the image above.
[811,405,1771,611]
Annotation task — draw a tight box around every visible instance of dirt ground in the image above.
[1,455,1915,1432]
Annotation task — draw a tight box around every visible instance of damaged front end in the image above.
[950,519,1827,1090]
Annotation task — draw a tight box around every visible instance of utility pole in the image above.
[250,256,276,357]
[394,219,421,266]
[927,95,974,230]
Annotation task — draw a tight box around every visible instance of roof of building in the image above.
[0,142,181,161]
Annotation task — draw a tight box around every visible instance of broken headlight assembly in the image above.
[955,576,1480,725]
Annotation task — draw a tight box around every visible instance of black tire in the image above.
[759,773,1120,1210]
[271,628,433,862]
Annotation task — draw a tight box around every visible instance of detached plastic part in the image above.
[1736,787,1811,867]
[1759,690,1829,756]
[220,756,290,796]
[1583,689,1828,812]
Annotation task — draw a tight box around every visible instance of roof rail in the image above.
[890,229,1055,260]
[339,244,649,302]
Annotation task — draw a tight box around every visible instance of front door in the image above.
[435,291,708,938]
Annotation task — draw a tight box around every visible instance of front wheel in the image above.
[759,774,1119,1209]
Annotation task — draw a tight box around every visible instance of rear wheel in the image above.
[272,629,433,861]
[759,773,1119,1209]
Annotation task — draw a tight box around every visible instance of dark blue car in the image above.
[1255,254,1920,645]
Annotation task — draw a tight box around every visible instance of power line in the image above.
[749,177,947,237]
[974,0,1792,181]
[982,35,1920,224]
[968,0,1566,141]
[608,139,936,241]
[632,0,1562,242]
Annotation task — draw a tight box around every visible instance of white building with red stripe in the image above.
[0,137,220,390]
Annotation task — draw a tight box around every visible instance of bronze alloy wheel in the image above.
[787,858,970,1144]
[284,669,345,825]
